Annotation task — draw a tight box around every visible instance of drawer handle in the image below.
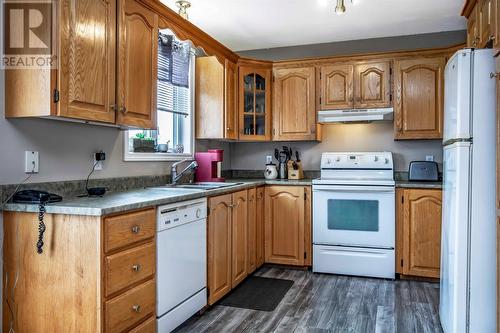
[132,305,141,313]
[131,225,141,234]
[132,264,141,272]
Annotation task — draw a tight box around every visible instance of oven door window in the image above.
[327,199,379,232]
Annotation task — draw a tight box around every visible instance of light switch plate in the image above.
[25,151,39,173]
[266,155,273,164]
[425,155,434,162]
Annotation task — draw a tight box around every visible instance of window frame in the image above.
[123,53,196,162]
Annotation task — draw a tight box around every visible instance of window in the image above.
[124,31,195,161]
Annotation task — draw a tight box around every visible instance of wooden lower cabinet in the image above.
[207,194,233,305]
[264,186,310,266]
[231,190,248,287]
[247,188,257,274]
[207,189,251,305]
[396,188,442,278]
[256,187,265,267]
[3,208,157,333]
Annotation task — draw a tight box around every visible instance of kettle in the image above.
[264,163,278,180]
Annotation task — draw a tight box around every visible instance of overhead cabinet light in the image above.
[317,108,394,123]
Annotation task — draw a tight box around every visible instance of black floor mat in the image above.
[219,276,294,311]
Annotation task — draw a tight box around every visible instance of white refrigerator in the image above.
[440,48,496,333]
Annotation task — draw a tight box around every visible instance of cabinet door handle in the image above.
[131,225,141,234]
[132,305,141,313]
[132,264,141,272]
[490,72,499,79]
[489,35,496,42]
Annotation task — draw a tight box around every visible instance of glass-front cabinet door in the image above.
[239,66,271,141]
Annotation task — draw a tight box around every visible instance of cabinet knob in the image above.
[132,264,141,272]
[489,35,496,41]
[110,104,117,111]
[120,106,128,113]
[132,305,141,313]
[131,225,141,234]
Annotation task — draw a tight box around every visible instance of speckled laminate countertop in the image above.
[2,179,312,216]
[395,180,443,189]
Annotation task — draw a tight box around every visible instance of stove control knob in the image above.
[384,158,389,164]
[196,208,201,218]
[373,156,379,162]
[326,158,332,164]
[336,157,341,162]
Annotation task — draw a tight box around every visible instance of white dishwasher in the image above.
[157,197,207,333]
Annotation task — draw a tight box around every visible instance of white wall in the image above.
[230,122,443,172]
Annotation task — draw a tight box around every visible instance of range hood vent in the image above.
[318,107,394,123]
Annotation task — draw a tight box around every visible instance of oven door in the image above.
[313,185,395,248]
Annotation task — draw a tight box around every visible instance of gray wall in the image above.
[238,30,467,61]
[230,123,443,172]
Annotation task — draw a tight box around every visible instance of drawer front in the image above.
[128,316,156,333]
[105,242,155,296]
[105,279,156,333]
[105,208,155,253]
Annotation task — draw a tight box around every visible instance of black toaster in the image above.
[408,161,439,182]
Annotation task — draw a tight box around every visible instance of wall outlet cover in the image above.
[25,151,39,173]
[93,156,104,171]
[425,155,434,162]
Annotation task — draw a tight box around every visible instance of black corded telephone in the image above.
[12,190,62,254]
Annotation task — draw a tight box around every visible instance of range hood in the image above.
[318,107,394,123]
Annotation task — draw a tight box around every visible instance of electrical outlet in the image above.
[25,151,39,173]
[425,155,434,162]
[266,155,273,164]
[93,152,105,171]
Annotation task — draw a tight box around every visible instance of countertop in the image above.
[2,179,312,217]
[395,180,443,189]
[2,177,441,216]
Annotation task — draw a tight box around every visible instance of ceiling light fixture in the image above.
[335,0,346,15]
[175,0,191,20]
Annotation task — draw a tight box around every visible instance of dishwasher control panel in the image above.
[157,198,207,231]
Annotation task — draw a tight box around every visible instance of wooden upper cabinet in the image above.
[117,0,158,129]
[467,4,480,47]
[225,60,239,139]
[238,65,272,141]
[353,61,391,108]
[394,57,445,140]
[59,0,116,123]
[273,67,317,141]
[231,190,248,288]
[320,64,354,110]
[195,57,238,139]
[478,0,498,48]
[207,194,232,305]
[402,189,442,278]
[264,186,305,266]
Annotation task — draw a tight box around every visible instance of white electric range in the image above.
[312,152,395,279]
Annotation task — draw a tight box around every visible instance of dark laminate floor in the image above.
[175,266,443,333]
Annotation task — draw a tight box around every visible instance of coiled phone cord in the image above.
[37,202,46,254]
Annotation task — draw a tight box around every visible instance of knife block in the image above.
[287,160,304,180]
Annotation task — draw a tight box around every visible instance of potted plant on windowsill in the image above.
[133,133,156,152]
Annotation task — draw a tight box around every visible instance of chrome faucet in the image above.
[171,159,198,185]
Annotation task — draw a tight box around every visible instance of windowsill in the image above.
[124,152,194,162]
